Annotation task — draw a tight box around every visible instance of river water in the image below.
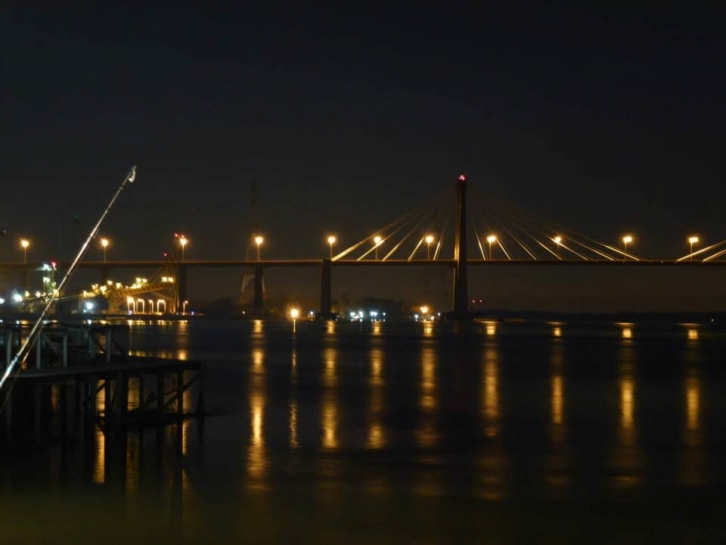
[2,318,726,543]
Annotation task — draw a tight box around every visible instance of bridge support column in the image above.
[253,265,264,311]
[451,174,471,319]
[178,265,188,314]
[320,259,332,317]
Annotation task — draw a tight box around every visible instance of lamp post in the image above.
[688,235,699,260]
[553,235,562,258]
[486,235,497,259]
[425,234,434,260]
[327,235,336,259]
[100,237,110,262]
[20,239,29,263]
[374,235,382,260]
[255,235,264,260]
[178,235,188,261]
[622,235,633,261]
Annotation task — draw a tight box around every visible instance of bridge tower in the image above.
[240,181,265,309]
[451,174,470,318]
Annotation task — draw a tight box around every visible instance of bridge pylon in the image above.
[449,174,471,319]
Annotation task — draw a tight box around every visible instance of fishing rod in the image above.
[0,166,137,393]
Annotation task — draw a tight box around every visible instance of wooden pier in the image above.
[0,321,205,442]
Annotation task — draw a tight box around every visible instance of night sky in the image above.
[2,3,725,310]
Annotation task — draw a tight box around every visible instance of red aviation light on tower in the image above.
[458,174,466,181]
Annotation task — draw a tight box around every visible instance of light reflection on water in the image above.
[5,319,726,540]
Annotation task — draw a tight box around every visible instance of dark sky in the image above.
[2,3,725,309]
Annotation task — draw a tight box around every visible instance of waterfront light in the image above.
[20,238,29,263]
[425,234,435,260]
[100,237,110,262]
[178,235,188,261]
[486,234,497,259]
[290,307,300,320]
[688,235,699,259]
[374,235,382,260]
[622,235,633,261]
[254,235,264,260]
[327,235,337,259]
[553,235,562,257]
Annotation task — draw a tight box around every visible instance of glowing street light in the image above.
[374,235,382,260]
[327,235,337,259]
[290,307,300,333]
[553,235,562,258]
[20,239,29,263]
[177,235,188,261]
[100,237,110,262]
[622,235,633,261]
[688,235,699,259]
[182,300,189,314]
[425,234,435,260]
[255,235,264,260]
[486,234,497,260]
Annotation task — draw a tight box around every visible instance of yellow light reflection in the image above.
[622,328,632,340]
[253,320,264,335]
[423,321,434,337]
[326,320,336,335]
[613,349,641,490]
[553,326,561,338]
[484,321,497,336]
[253,348,264,373]
[368,348,385,449]
[483,347,500,438]
[417,347,438,447]
[621,377,634,431]
[290,400,299,448]
[552,376,564,426]
[322,347,339,449]
[248,390,266,479]
[93,428,105,484]
[372,320,382,336]
[688,329,699,341]
[686,376,699,433]
[680,367,705,486]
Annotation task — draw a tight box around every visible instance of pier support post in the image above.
[178,265,188,314]
[320,259,332,316]
[253,265,264,311]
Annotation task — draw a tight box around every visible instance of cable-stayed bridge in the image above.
[1,175,725,318]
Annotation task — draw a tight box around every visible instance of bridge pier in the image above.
[320,259,332,317]
[253,265,264,311]
[178,265,188,314]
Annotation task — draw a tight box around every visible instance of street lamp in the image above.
[486,235,497,259]
[178,235,188,261]
[327,235,337,259]
[182,300,189,314]
[255,235,264,260]
[553,235,562,258]
[688,235,699,259]
[374,235,382,260]
[622,235,633,261]
[425,234,434,260]
[20,239,29,263]
[100,237,110,262]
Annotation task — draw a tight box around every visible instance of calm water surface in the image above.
[2,319,726,543]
